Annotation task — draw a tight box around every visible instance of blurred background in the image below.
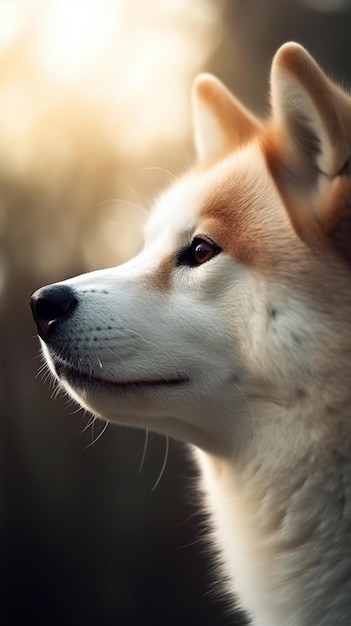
[1,1,351,624]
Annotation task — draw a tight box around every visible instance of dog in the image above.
[31,43,351,625]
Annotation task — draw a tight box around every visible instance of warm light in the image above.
[34,0,119,82]
[0,0,225,166]
[0,0,26,53]
[27,0,223,155]
[0,0,225,274]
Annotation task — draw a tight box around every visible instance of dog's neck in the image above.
[195,395,351,626]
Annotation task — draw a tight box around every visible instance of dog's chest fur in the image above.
[197,402,351,626]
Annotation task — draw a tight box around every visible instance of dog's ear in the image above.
[192,74,261,163]
[266,42,351,258]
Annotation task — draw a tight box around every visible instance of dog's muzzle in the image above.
[30,284,78,342]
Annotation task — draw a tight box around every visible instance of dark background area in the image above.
[2,1,351,624]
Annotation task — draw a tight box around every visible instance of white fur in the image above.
[34,45,351,626]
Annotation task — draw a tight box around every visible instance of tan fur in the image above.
[31,43,351,626]
[265,43,351,262]
[145,254,174,291]
[193,73,262,163]
[198,148,298,268]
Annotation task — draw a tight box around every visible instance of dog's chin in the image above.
[53,360,190,397]
[43,350,229,455]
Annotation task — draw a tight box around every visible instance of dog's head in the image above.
[31,43,351,456]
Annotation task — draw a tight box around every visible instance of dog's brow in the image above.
[199,151,296,268]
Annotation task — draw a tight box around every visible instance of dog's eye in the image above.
[177,236,221,267]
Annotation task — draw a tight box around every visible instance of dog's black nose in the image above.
[30,284,78,342]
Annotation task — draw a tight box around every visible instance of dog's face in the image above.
[33,148,289,455]
[31,44,351,456]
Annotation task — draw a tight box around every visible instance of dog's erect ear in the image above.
[192,74,262,163]
[266,42,351,253]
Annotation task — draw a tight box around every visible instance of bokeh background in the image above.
[1,1,351,624]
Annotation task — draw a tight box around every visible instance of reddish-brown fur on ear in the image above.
[264,43,351,265]
[263,121,351,265]
[193,73,262,162]
[323,173,351,265]
[262,125,323,241]
[192,43,351,265]
[272,43,349,174]
[194,74,261,145]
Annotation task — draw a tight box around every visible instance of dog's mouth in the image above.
[54,361,190,393]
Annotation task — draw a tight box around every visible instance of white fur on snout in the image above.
[38,44,351,626]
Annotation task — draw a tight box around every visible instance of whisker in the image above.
[66,404,84,416]
[81,414,97,434]
[123,329,180,371]
[138,429,149,474]
[138,166,179,182]
[99,197,145,212]
[124,182,149,217]
[152,436,169,492]
[84,420,109,449]
[99,197,149,218]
